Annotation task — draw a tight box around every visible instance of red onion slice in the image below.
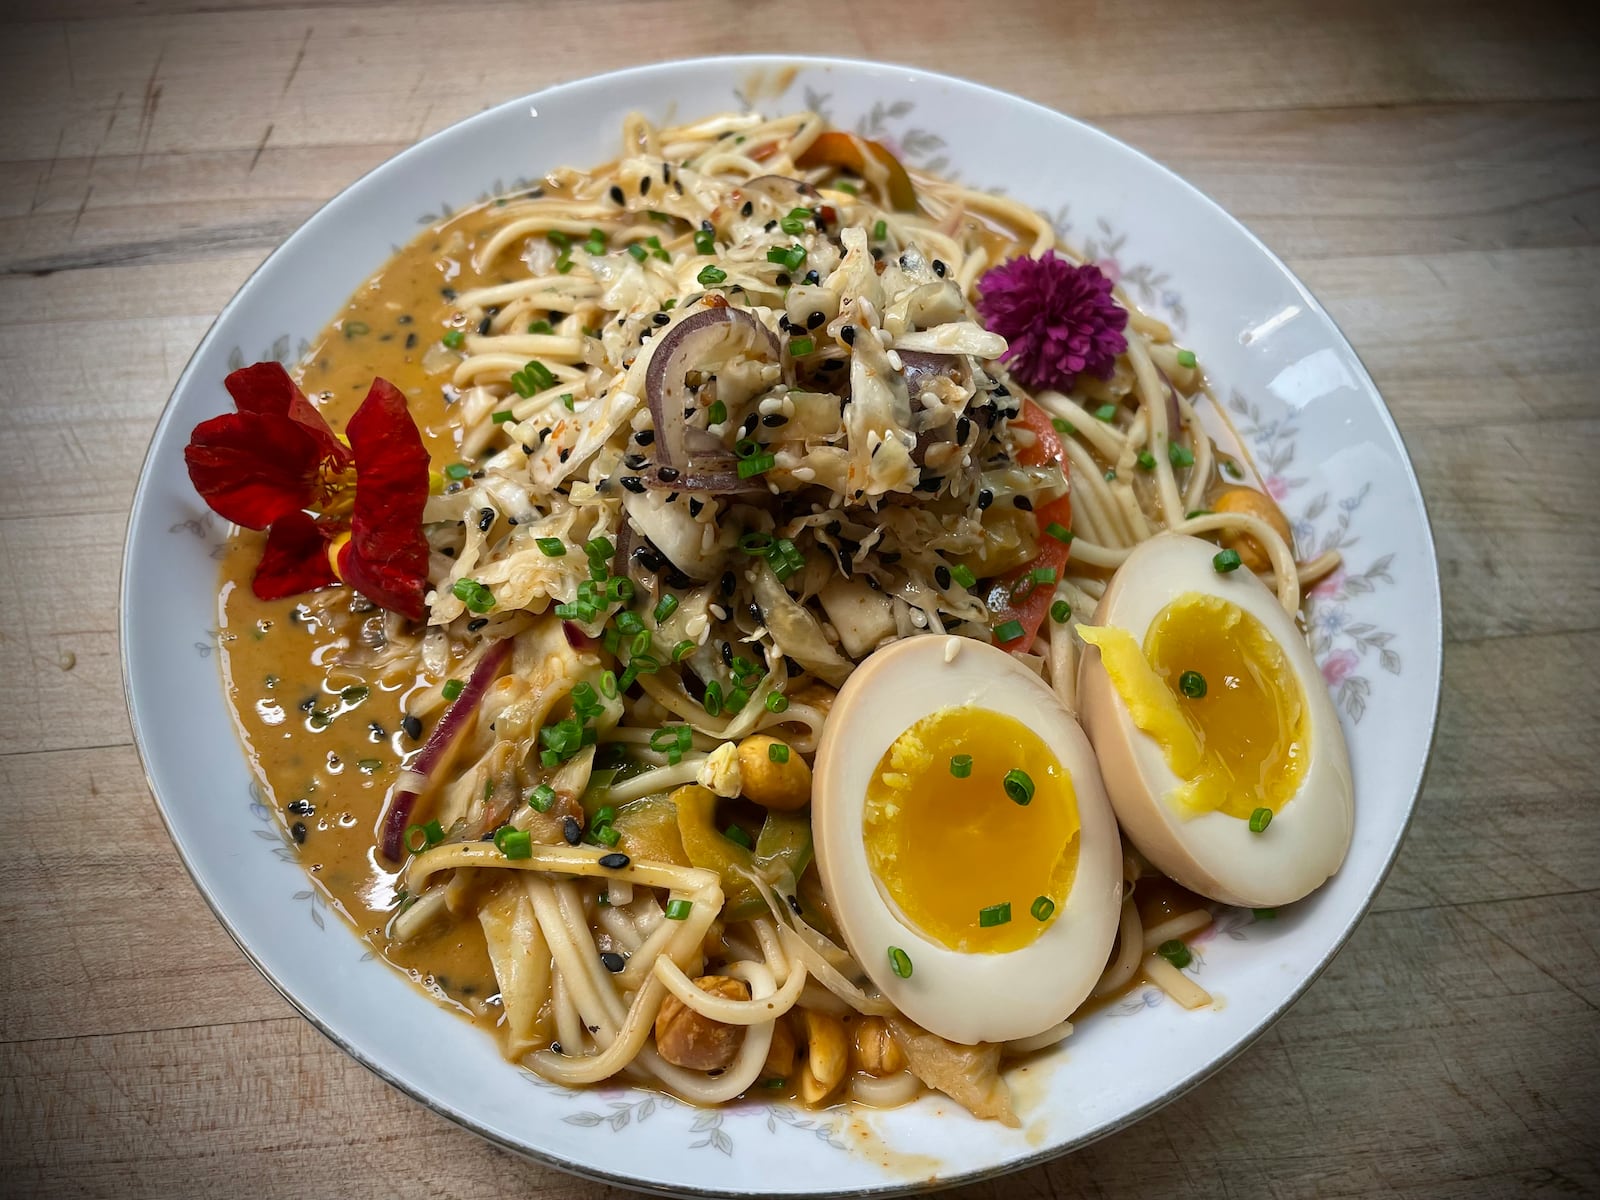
[644,306,780,477]
[378,638,512,862]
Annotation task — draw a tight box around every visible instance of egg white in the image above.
[1077,533,1354,909]
[813,636,1123,1045]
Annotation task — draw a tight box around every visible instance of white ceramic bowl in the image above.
[122,55,1442,1197]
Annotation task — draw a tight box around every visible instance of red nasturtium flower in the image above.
[183,362,431,620]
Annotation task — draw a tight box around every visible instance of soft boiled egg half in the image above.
[1077,533,1354,910]
[812,636,1123,1045]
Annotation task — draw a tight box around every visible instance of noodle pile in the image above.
[329,109,1339,1118]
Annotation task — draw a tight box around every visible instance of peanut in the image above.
[736,735,811,811]
[653,975,749,1072]
[850,1016,907,1078]
[797,1009,848,1106]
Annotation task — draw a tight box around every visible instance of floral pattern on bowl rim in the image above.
[125,55,1442,1198]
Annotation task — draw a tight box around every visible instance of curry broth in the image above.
[218,197,531,1025]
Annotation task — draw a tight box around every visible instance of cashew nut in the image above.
[797,1009,848,1105]
[653,975,749,1071]
[850,1015,907,1078]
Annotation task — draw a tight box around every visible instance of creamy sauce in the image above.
[219,198,527,1025]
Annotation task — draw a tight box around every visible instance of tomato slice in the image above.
[987,400,1072,652]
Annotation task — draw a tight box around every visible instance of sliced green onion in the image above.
[723,824,754,850]
[703,681,724,717]
[1137,450,1157,470]
[403,824,430,854]
[527,784,556,812]
[1045,522,1073,544]
[1051,417,1076,435]
[599,670,618,699]
[583,228,607,255]
[605,577,634,604]
[694,228,715,255]
[593,823,620,847]
[737,453,776,479]
[1213,548,1243,573]
[491,409,515,424]
[441,679,464,702]
[495,826,533,860]
[1249,807,1273,833]
[627,242,648,262]
[616,611,644,635]
[1003,768,1035,806]
[951,564,977,588]
[451,578,495,613]
[993,619,1025,644]
[788,336,814,356]
[1186,509,1213,520]
[697,264,727,285]
[526,320,553,335]
[888,946,913,978]
[836,180,859,195]
[441,329,464,349]
[547,230,571,250]
[561,392,575,411]
[1030,895,1056,922]
[653,594,679,624]
[1177,349,1198,368]
[768,743,790,764]
[765,692,789,713]
[706,399,727,425]
[1179,670,1207,699]
[872,218,887,240]
[1158,939,1192,968]
[671,639,695,662]
[949,754,973,779]
[536,537,566,557]
[1093,403,1117,422]
[665,898,693,921]
[978,902,1012,928]
[1169,442,1195,469]
[1252,908,1277,920]
[1050,600,1071,624]
[444,462,472,480]
[738,531,775,555]
[780,211,808,236]
[629,630,652,657]
[1030,566,1056,586]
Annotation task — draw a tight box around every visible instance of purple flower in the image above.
[976,252,1129,391]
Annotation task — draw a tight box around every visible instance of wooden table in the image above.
[3,1,1597,1195]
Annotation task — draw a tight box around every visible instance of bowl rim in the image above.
[119,51,1444,1198]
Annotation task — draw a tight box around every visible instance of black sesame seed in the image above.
[740,413,759,437]
[720,571,736,597]
[657,465,681,482]
[467,618,488,632]
[701,218,714,231]
[865,576,882,591]
[287,799,314,816]
[688,497,704,517]
[639,176,651,196]
[401,714,423,740]
[550,1041,563,1054]
[609,184,625,204]
[624,454,647,470]
[441,546,456,558]
[806,311,825,330]
[368,721,386,739]
[804,270,820,285]
[634,545,667,572]
[787,894,804,916]
[291,821,307,844]
[740,200,753,217]
[841,325,857,345]
[956,416,972,443]
[538,427,552,443]
[652,311,670,325]
[1014,495,1034,511]
[747,602,763,624]
[870,247,883,261]
[298,696,316,712]
[933,258,947,277]
[977,488,994,510]
[397,314,413,325]
[721,641,735,669]
[477,507,494,532]
[404,332,417,349]
[934,565,952,589]
[563,816,582,845]
[600,952,626,973]
[598,852,631,869]
[558,448,571,463]
[761,412,788,427]
[764,219,778,233]
[441,286,457,301]
[634,428,655,445]
[775,273,791,287]
[621,476,646,494]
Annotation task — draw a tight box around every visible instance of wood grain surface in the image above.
[2,1,1597,1196]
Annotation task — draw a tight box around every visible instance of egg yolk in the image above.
[1079,592,1308,820]
[862,707,1079,954]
